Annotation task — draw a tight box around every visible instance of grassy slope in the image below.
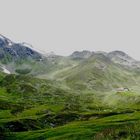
[1,54,140,140]
[1,74,140,139]
[54,54,137,91]
[6,111,140,140]
[0,74,106,139]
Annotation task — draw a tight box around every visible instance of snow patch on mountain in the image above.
[0,34,13,46]
[1,66,11,74]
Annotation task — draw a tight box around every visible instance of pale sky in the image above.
[0,0,140,59]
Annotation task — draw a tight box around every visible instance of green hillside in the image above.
[1,52,140,139]
[54,54,138,91]
[1,73,140,139]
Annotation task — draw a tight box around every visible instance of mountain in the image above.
[107,51,140,68]
[55,53,138,91]
[1,35,140,139]
[70,50,94,60]
[0,34,140,91]
[0,35,69,75]
[1,34,140,77]
[0,35,43,62]
[0,35,80,76]
[0,35,46,75]
[1,56,140,140]
[69,50,140,69]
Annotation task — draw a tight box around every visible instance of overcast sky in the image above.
[0,0,140,59]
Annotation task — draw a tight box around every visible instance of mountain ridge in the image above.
[0,34,140,80]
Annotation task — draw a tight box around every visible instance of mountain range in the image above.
[0,35,140,91]
[1,35,140,139]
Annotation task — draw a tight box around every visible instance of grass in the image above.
[1,74,140,139]
[6,111,140,140]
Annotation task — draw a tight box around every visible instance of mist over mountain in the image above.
[0,35,139,80]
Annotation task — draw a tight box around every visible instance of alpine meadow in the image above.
[1,35,140,139]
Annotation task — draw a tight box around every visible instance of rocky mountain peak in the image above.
[108,50,129,57]
[0,34,42,62]
[0,34,13,47]
[107,50,140,67]
[70,50,94,59]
